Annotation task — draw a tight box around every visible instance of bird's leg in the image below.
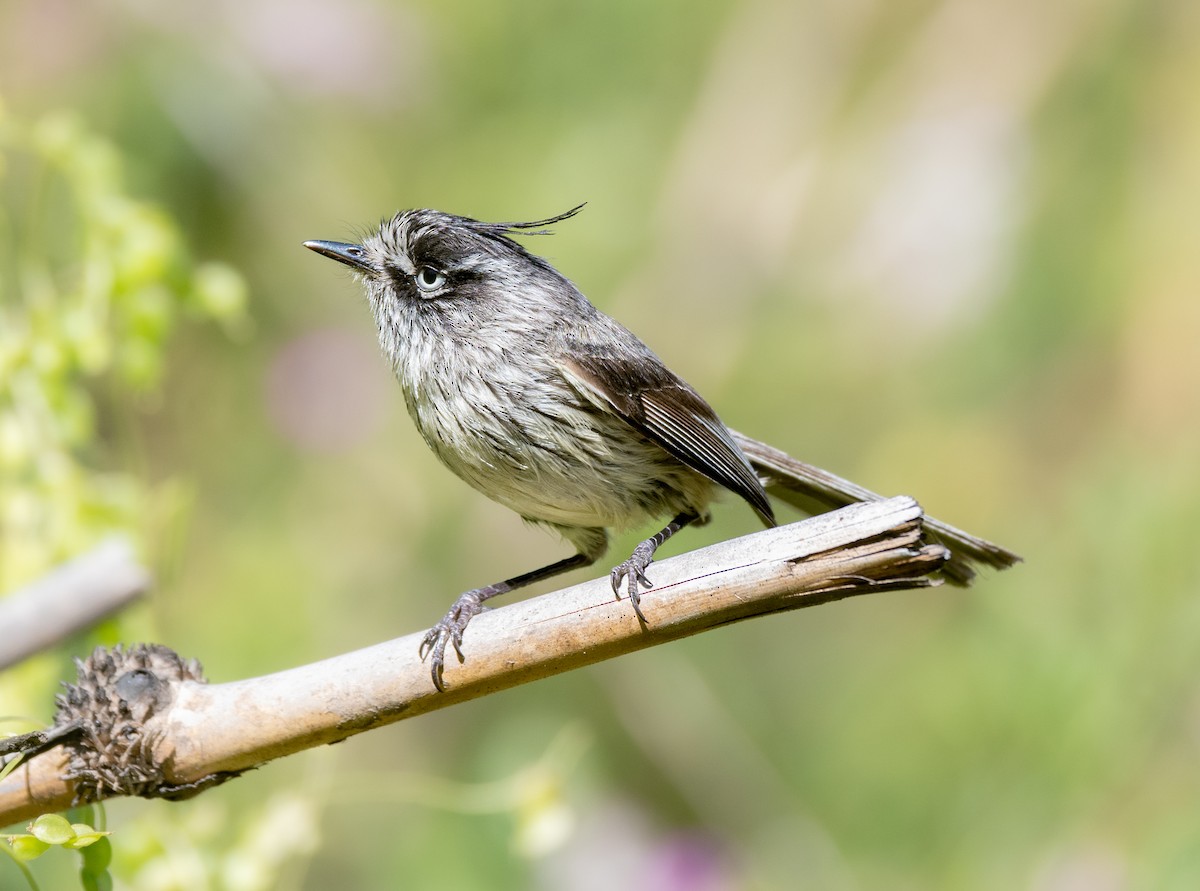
[610,511,700,624]
[420,552,596,691]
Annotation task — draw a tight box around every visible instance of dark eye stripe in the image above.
[385,265,410,292]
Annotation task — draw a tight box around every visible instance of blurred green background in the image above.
[3,0,1200,888]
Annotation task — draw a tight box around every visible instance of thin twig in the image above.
[0,539,151,671]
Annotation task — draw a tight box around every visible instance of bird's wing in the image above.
[556,351,775,526]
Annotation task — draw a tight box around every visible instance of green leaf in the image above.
[7,834,50,861]
[81,869,113,891]
[64,828,109,850]
[79,835,112,873]
[29,813,75,845]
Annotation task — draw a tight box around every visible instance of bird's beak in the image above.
[303,240,373,272]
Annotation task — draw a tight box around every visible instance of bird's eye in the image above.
[414,266,446,292]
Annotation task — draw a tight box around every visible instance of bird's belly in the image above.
[409,380,710,530]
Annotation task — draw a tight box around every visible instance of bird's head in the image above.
[304,204,587,323]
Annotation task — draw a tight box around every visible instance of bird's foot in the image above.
[419,589,488,692]
[609,540,657,625]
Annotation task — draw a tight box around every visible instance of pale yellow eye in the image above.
[415,266,445,292]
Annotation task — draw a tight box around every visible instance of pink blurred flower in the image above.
[264,327,390,452]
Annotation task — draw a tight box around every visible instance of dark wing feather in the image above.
[557,352,775,527]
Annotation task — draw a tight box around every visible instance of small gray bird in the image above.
[305,205,1019,690]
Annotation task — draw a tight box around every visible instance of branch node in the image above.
[53,644,240,803]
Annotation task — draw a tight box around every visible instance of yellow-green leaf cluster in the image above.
[0,101,248,591]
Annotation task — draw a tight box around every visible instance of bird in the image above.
[304,205,1019,690]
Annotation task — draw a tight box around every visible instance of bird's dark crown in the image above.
[370,204,586,273]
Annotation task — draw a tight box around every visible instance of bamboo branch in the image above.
[1,497,947,827]
[0,538,150,671]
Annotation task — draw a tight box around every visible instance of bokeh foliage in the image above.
[3,0,1200,888]
[0,102,247,591]
[0,100,247,890]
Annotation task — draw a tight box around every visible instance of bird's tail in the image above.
[730,431,1021,586]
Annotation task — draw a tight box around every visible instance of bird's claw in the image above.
[610,542,656,625]
[419,590,486,692]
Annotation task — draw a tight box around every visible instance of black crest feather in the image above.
[469,203,587,238]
